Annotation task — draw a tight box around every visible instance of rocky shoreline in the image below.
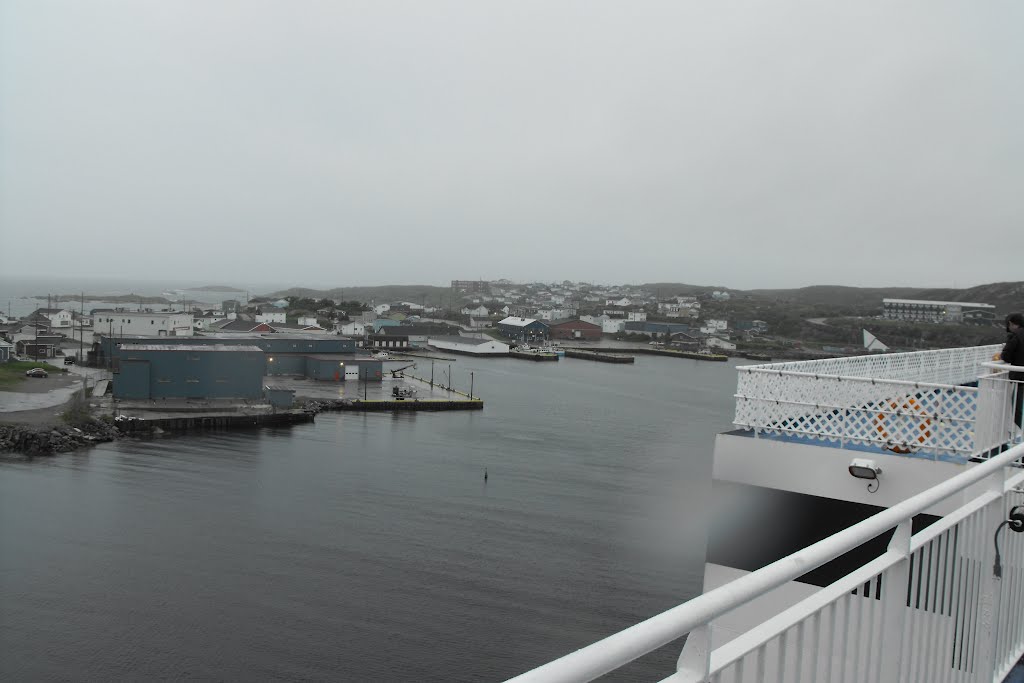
[0,418,123,456]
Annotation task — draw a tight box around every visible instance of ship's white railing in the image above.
[733,346,1006,457]
[504,444,1024,683]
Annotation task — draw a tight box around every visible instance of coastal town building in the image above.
[602,319,626,334]
[705,336,737,351]
[99,333,382,391]
[882,298,995,323]
[547,319,602,341]
[379,324,462,346]
[92,310,194,337]
[337,321,366,336]
[496,317,549,342]
[28,308,74,329]
[450,280,488,293]
[366,333,409,350]
[113,344,265,400]
[255,311,286,324]
[428,336,509,356]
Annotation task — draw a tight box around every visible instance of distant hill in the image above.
[640,282,730,296]
[747,282,1024,314]
[185,285,246,292]
[267,285,454,308]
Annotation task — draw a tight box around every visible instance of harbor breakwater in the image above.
[0,418,122,456]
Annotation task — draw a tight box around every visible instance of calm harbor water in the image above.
[1,354,739,681]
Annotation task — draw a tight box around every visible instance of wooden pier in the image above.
[564,349,635,364]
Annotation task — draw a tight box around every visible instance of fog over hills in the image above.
[264,280,1024,314]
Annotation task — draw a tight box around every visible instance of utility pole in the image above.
[470,371,474,400]
[430,360,434,388]
[448,364,452,394]
[79,291,84,362]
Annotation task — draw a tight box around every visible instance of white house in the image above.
[92,311,194,337]
[193,311,227,329]
[337,321,366,336]
[702,319,729,332]
[706,336,736,351]
[272,299,290,308]
[256,311,287,324]
[298,316,319,326]
[31,308,74,328]
[626,311,647,322]
[606,297,632,307]
[536,308,570,321]
[461,305,489,317]
[711,290,731,301]
[602,319,626,334]
[580,314,609,326]
[374,303,391,315]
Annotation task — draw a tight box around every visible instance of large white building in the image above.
[256,311,286,324]
[882,298,995,323]
[428,336,509,356]
[92,311,194,337]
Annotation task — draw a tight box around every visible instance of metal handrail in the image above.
[737,366,978,393]
[505,443,1024,683]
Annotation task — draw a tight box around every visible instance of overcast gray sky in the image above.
[2,1,1021,290]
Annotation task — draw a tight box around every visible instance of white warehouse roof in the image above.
[498,317,540,327]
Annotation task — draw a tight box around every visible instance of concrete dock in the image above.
[564,349,635,364]
[115,410,314,434]
[509,349,558,361]
[577,347,728,361]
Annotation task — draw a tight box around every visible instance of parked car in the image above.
[25,368,48,378]
[63,356,76,365]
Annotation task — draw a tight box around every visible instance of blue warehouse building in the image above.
[94,333,358,366]
[98,334,382,391]
[114,344,266,400]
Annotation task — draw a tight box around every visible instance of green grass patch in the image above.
[0,360,66,387]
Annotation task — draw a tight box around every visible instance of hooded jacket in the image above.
[1000,326,1024,381]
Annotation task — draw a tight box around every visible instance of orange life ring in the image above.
[873,397,932,454]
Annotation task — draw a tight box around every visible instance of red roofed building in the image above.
[546,319,602,341]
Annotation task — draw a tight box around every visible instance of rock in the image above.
[0,416,123,456]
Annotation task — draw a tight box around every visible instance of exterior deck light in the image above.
[849,458,882,492]
[849,458,881,479]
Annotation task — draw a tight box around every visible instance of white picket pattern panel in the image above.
[734,346,1003,457]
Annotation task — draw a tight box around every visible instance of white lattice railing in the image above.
[505,445,1024,683]
[733,346,1006,458]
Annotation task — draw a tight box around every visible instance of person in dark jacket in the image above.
[1000,313,1024,428]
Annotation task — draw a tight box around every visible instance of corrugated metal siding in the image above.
[113,349,264,399]
[115,360,151,399]
[266,355,306,376]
